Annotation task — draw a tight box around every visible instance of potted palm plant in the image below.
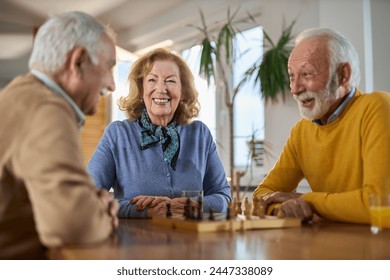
[190,8,295,193]
[189,7,257,183]
[239,20,296,103]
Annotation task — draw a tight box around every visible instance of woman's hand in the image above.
[130,195,170,211]
[148,197,199,218]
[130,196,201,218]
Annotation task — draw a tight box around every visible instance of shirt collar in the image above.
[31,69,85,129]
[312,87,356,126]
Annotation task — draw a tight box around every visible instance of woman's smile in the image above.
[152,97,171,104]
[143,60,182,126]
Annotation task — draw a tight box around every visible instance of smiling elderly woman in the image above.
[87,48,231,218]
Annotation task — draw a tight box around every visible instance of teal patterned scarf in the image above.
[139,109,180,170]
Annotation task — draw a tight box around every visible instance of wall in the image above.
[371,0,390,92]
[80,97,108,166]
[215,0,320,187]
[214,0,390,187]
[0,79,9,89]
[261,0,320,174]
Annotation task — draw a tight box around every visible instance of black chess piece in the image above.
[183,204,188,218]
[209,208,215,221]
[226,206,231,220]
[197,196,203,220]
[191,206,196,219]
[166,203,172,218]
[184,197,191,219]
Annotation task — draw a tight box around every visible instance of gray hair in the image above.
[28,11,116,72]
[295,28,360,88]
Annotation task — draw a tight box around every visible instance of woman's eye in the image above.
[165,79,176,84]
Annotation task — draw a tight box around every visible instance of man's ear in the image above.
[68,47,88,77]
[337,62,352,87]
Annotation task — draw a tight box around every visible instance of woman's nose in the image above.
[156,79,167,93]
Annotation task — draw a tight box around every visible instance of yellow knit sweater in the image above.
[253,89,390,224]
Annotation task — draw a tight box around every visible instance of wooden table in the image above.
[49,218,390,260]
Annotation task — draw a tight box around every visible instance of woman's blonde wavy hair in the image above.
[118,48,200,125]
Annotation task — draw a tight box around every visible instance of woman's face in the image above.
[142,60,182,126]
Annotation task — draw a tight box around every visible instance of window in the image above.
[112,27,265,178]
[181,46,216,138]
[182,26,264,169]
[233,26,264,168]
[111,47,138,122]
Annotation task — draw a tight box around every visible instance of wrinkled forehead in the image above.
[147,59,180,76]
[96,33,116,63]
[288,37,330,69]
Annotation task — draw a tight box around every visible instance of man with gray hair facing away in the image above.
[0,11,118,259]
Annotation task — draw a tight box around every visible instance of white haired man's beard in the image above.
[293,72,340,121]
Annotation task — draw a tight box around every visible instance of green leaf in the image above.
[238,20,296,103]
[199,38,216,85]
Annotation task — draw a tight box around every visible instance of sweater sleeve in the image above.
[254,92,390,224]
[87,122,118,191]
[87,122,148,218]
[302,92,390,223]
[14,101,113,247]
[253,126,305,196]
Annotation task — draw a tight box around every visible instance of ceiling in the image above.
[0,0,264,83]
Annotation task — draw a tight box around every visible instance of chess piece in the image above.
[244,198,252,220]
[226,204,231,220]
[197,196,203,220]
[229,200,237,218]
[166,203,172,218]
[236,200,242,215]
[191,206,196,219]
[244,196,249,211]
[232,197,237,213]
[258,197,266,219]
[184,197,191,219]
[252,196,260,216]
[208,208,215,221]
[276,207,284,219]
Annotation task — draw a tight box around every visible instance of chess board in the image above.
[152,214,301,232]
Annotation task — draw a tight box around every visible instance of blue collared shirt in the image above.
[313,87,356,126]
[31,69,85,129]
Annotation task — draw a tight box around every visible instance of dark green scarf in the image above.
[139,109,180,170]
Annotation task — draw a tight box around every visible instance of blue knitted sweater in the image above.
[87,119,231,218]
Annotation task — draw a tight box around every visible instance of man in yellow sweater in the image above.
[253,28,390,224]
[0,11,118,259]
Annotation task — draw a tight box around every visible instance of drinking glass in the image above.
[369,194,390,234]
